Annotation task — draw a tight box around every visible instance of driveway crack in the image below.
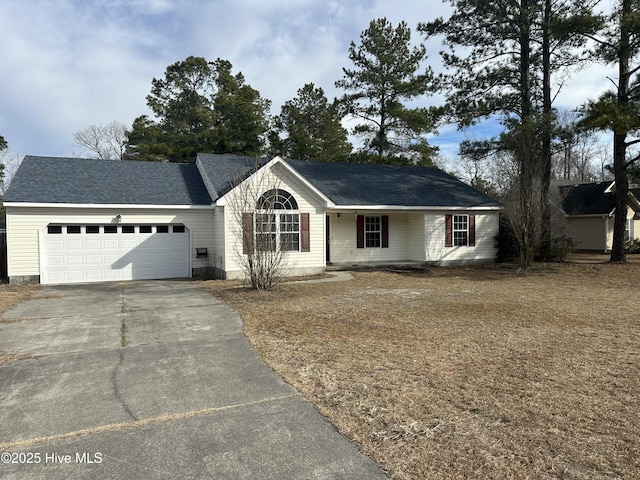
[113,283,136,420]
[113,348,137,421]
[119,284,129,347]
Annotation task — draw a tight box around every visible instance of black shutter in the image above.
[300,213,310,252]
[242,213,254,254]
[356,215,365,249]
[445,214,453,247]
[381,215,389,248]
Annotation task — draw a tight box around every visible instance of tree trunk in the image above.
[517,0,538,268]
[610,0,631,263]
[540,0,553,258]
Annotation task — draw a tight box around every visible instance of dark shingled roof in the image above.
[6,154,502,209]
[4,156,212,205]
[196,154,267,199]
[561,182,615,216]
[284,159,501,207]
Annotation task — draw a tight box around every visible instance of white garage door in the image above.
[41,224,191,284]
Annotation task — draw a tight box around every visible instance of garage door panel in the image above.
[84,239,102,249]
[103,239,120,249]
[47,255,65,267]
[42,224,191,284]
[47,239,65,251]
[67,255,84,266]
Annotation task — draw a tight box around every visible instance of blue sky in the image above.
[0,0,617,162]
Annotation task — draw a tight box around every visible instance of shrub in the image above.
[549,235,578,262]
[495,214,519,263]
[626,238,640,254]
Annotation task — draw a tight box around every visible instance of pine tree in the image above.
[578,0,640,262]
[336,18,439,165]
[271,83,351,162]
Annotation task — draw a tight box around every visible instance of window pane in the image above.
[256,214,276,233]
[256,233,276,251]
[454,232,468,246]
[157,225,169,233]
[280,213,299,233]
[104,226,117,234]
[140,226,152,233]
[67,226,81,234]
[257,189,298,210]
[86,225,99,234]
[47,225,62,234]
[280,233,300,251]
[366,232,381,248]
[365,216,380,231]
[173,225,185,233]
[122,225,135,233]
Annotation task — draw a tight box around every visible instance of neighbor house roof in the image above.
[4,156,212,205]
[561,182,615,216]
[284,159,501,208]
[560,182,640,216]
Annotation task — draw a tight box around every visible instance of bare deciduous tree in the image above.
[73,121,127,160]
[0,149,23,195]
[225,162,294,289]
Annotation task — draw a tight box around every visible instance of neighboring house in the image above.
[558,181,640,251]
[3,154,502,285]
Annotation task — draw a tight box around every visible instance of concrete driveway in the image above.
[0,280,388,479]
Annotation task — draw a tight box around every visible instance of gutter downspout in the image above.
[604,215,610,252]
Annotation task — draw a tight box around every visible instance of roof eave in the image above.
[329,205,503,211]
[3,202,214,209]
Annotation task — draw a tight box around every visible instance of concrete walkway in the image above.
[0,280,388,479]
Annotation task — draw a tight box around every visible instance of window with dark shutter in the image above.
[356,215,388,248]
[446,214,475,247]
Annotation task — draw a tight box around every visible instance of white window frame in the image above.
[365,216,381,248]
[453,214,469,246]
[254,189,301,253]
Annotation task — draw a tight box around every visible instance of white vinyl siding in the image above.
[330,211,497,265]
[6,207,214,279]
[221,162,325,279]
[330,213,412,264]
[211,207,226,272]
[425,212,498,263]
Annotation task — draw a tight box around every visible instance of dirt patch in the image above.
[0,283,38,365]
[204,260,640,479]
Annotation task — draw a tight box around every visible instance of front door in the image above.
[326,215,331,263]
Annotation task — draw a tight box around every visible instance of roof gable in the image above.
[4,156,212,205]
[195,153,266,200]
[561,182,616,216]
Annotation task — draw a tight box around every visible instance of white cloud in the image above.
[0,0,621,159]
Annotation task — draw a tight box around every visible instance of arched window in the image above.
[255,189,300,252]
[256,189,299,210]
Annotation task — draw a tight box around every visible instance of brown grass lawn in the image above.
[0,283,38,365]
[204,257,640,480]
